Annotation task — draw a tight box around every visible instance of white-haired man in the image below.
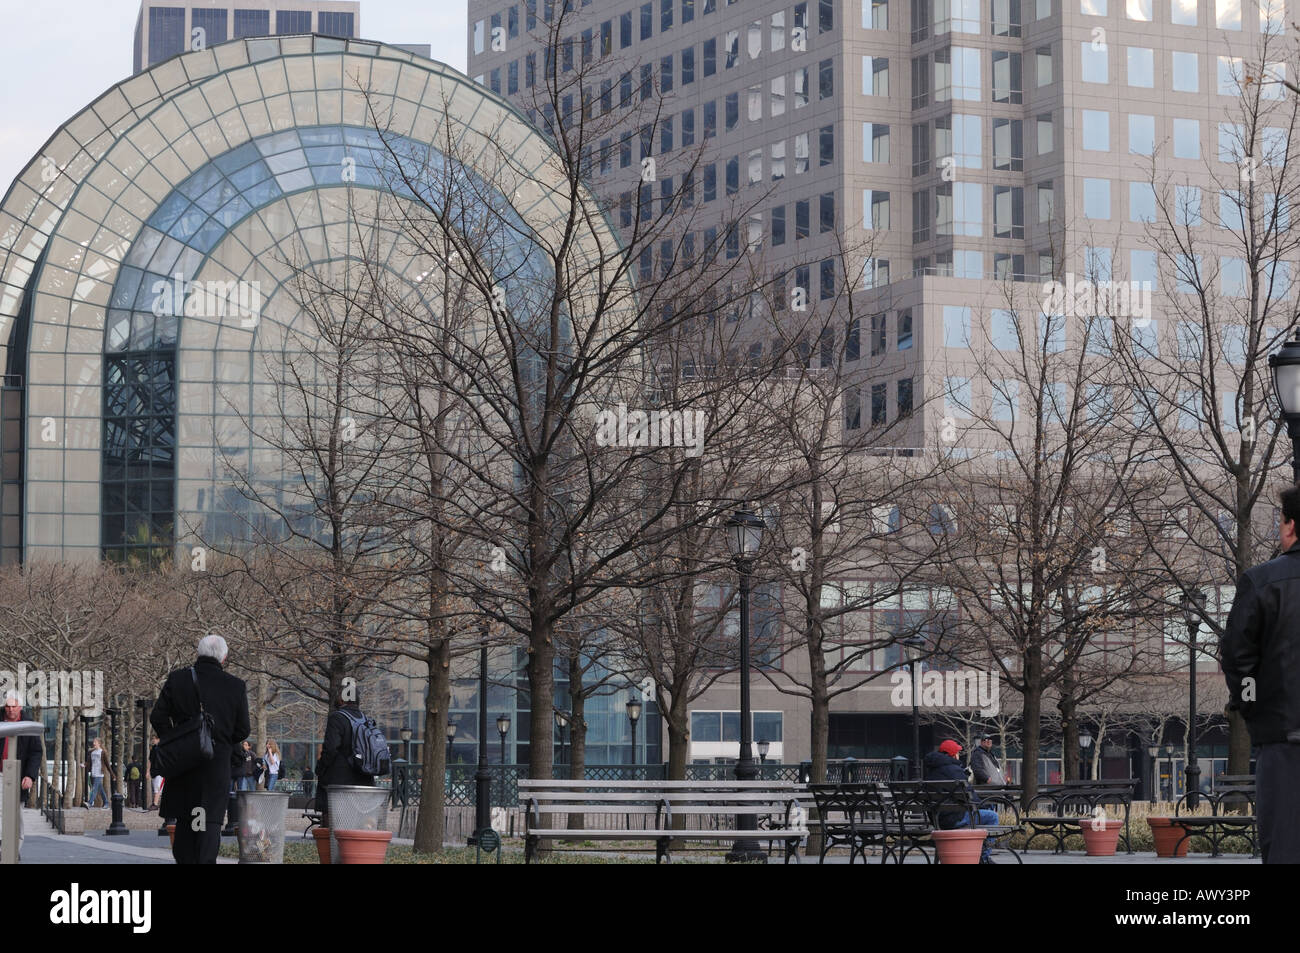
[1,691,41,859]
[151,634,249,864]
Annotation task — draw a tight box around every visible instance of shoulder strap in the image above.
[190,667,207,714]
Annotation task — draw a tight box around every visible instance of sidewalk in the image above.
[17,809,236,864]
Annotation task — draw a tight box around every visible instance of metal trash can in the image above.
[327,785,389,861]
[236,791,291,864]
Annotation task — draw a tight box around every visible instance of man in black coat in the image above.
[314,688,374,826]
[1221,483,1300,863]
[970,734,1004,785]
[2,692,42,857]
[151,634,250,864]
[923,740,999,864]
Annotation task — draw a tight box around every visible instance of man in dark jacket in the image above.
[923,740,999,863]
[315,688,374,826]
[1221,483,1300,863]
[970,734,1004,785]
[151,634,250,864]
[1,691,42,857]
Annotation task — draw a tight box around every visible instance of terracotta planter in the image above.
[312,827,332,865]
[166,824,175,847]
[1081,818,1124,856]
[931,828,987,864]
[333,829,392,865]
[1147,817,1189,858]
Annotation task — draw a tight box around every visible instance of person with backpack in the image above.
[315,686,391,827]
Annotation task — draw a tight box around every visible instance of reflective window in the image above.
[149,6,186,64]
[1174,118,1200,159]
[1171,0,1197,22]
[1129,114,1155,154]
[1127,47,1153,87]
[275,10,312,33]
[233,8,271,37]
[1082,110,1109,150]
[1084,178,1111,219]
[1176,184,1202,225]
[1130,182,1156,222]
[1172,52,1198,92]
[1216,0,1241,28]
[1081,42,1108,83]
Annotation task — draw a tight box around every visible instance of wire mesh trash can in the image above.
[327,785,389,861]
[237,791,291,864]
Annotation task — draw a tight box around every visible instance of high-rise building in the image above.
[134,2,362,74]
[467,0,1273,773]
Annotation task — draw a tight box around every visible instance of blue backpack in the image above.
[340,710,392,777]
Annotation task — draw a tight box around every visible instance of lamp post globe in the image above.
[1269,331,1300,481]
[723,508,766,862]
[626,696,642,770]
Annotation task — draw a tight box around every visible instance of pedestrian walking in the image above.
[86,738,108,807]
[150,634,250,864]
[233,740,257,792]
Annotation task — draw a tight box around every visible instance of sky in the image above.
[0,0,469,193]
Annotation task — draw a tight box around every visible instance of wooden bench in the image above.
[1021,780,1136,854]
[1172,775,1258,857]
[888,781,1023,864]
[518,780,809,864]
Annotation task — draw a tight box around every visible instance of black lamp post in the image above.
[723,508,766,863]
[1269,331,1300,482]
[1079,726,1093,781]
[79,714,94,807]
[1182,589,1207,809]
[446,719,457,764]
[399,726,413,808]
[105,709,129,835]
[468,634,492,845]
[758,739,770,765]
[497,714,511,766]
[555,711,568,766]
[626,695,642,774]
[136,697,152,810]
[903,635,926,778]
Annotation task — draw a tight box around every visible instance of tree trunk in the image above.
[413,636,451,853]
[1020,651,1043,809]
[527,617,555,837]
[1059,670,1078,782]
[809,659,829,784]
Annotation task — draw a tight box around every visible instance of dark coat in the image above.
[970,745,1003,785]
[151,656,249,863]
[232,746,256,778]
[1,731,41,782]
[1221,543,1300,745]
[922,750,979,827]
[315,704,373,820]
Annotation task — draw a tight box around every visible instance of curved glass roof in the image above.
[0,35,624,561]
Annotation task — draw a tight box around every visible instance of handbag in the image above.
[149,667,215,778]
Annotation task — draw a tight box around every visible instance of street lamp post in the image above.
[626,695,642,776]
[903,636,926,778]
[135,698,152,810]
[555,711,568,766]
[724,508,766,863]
[1182,590,1207,810]
[1269,331,1300,482]
[758,739,770,766]
[105,709,129,835]
[496,714,511,808]
[399,726,413,808]
[1079,726,1093,781]
[469,635,492,845]
[446,719,457,765]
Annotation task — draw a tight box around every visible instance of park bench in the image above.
[1171,775,1258,857]
[807,783,895,863]
[1020,780,1136,854]
[518,779,809,864]
[887,781,1023,864]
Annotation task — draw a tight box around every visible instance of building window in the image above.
[863,123,889,162]
[845,387,863,430]
[772,205,786,245]
[1130,182,1157,222]
[821,259,836,299]
[1083,178,1111,219]
[897,379,914,418]
[149,6,186,63]
[944,305,972,347]
[796,199,810,238]
[993,0,1022,34]
[1082,110,1110,150]
[275,10,312,34]
[1172,51,1198,92]
[1036,45,1053,86]
[726,92,739,130]
[820,0,835,31]
[866,0,890,28]
[993,118,1023,170]
[1129,114,1155,155]
[1171,0,1197,22]
[898,310,913,350]
[994,186,1024,237]
[936,47,981,101]
[871,313,887,356]
[1174,118,1200,159]
[821,192,836,231]
[821,125,835,165]
[820,59,835,99]
[863,56,890,95]
[1081,42,1109,83]
[912,55,931,107]
[192,8,229,46]
[992,51,1022,102]
[318,11,354,38]
[1216,0,1241,29]
[864,189,890,229]
[1036,113,1054,154]
[872,384,888,425]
